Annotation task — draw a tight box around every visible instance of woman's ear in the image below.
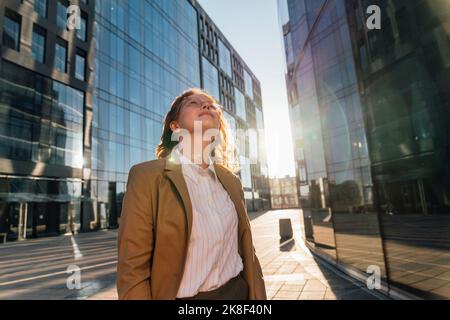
[169,121,179,132]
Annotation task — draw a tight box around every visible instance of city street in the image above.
[0,209,385,300]
[0,228,117,300]
[1,0,448,303]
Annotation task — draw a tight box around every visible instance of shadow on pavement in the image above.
[310,254,387,300]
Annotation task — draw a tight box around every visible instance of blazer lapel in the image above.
[164,156,193,242]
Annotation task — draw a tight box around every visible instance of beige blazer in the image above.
[116,157,267,300]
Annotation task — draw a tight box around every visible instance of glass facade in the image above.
[0,62,84,167]
[0,61,83,238]
[0,0,268,242]
[89,0,268,227]
[90,0,202,228]
[280,0,450,299]
[351,0,450,300]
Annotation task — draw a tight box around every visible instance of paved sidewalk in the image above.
[249,209,381,300]
[88,209,382,300]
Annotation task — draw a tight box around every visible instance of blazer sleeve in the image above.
[252,250,267,300]
[116,165,154,300]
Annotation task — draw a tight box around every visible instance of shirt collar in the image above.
[171,146,218,182]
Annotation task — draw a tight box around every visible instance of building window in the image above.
[55,38,67,73]
[34,0,47,18]
[128,45,140,75]
[3,11,21,51]
[239,156,252,188]
[244,69,253,100]
[202,56,220,100]
[235,87,246,121]
[218,38,232,78]
[76,14,87,42]
[129,76,141,105]
[56,1,68,29]
[0,61,84,167]
[129,11,141,42]
[75,50,86,81]
[32,24,46,63]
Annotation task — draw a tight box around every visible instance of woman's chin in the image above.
[200,120,220,131]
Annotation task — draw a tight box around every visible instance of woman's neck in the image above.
[178,139,212,169]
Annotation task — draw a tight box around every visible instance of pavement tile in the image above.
[274,291,301,300]
[303,279,328,291]
[298,291,326,300]
[280,284,304,292]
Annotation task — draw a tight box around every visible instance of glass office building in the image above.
[0,0,269,242]
[279,0,449,299]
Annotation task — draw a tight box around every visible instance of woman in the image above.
[116,88,266,300]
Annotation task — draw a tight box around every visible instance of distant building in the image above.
[269,175,299,209]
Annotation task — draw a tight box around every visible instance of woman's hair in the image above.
[156,88,238,172]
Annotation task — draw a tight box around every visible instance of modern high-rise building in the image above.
[0,0,270,243]
[279,0,449,299]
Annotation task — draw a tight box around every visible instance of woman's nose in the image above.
[201,103,210,110]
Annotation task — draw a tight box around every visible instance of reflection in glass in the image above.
[201,56,220,100]
[282,0,450,299]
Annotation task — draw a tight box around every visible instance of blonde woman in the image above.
[116,88,266,300]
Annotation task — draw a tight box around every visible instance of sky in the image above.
[197,0,296,178]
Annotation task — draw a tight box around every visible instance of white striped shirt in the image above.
[172,147,244,298]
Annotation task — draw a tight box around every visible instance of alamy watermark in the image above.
[67,4,81,30]
[366,5,381,30]
[66,264,82,290]
[366,265,381,290]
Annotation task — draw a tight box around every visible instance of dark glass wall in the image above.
[348,0,450,299]
[283,0,387,280]
[282,0,449,298]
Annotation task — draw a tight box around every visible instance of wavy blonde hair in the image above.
[156,88,238,172]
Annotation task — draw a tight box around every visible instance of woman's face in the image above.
[171,93,221,135]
